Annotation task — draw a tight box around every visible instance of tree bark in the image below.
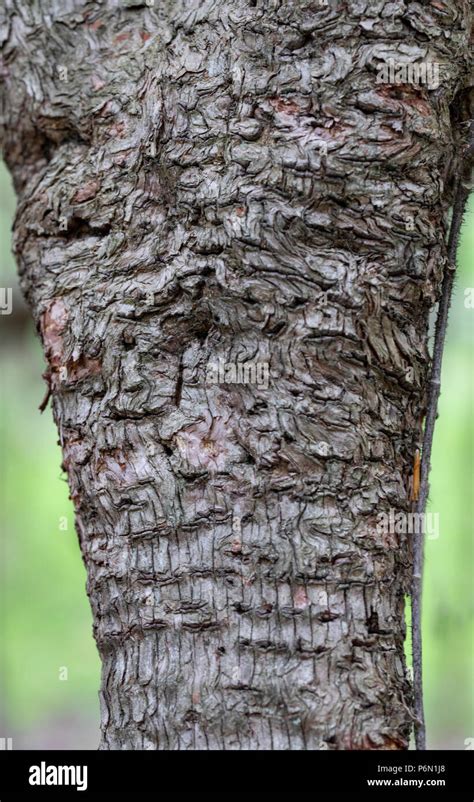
[0,0,470,750]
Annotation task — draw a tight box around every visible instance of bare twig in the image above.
[412,121,473,751]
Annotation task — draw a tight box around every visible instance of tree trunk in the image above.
[0,0,470,750]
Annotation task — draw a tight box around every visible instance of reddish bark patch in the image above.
[91,74,106,91]
[40,298,68,367]
[293,586,309,609]
[377,85,431,116]
[113,32,131,45]
[95,448,137,486]
[112,148,135,167]
[99,101,116,118]
[318,609,339,623]
[62,435,90,468]
[108,121,127,138]
[86,19,104,31]
[66,355,102,382]
[341,733,407,750]
[270,98,301,115]
[71,180,100,204]
[141,31,152,42]
[69,489,82,511]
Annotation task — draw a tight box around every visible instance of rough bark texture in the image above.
[0,1,470,750]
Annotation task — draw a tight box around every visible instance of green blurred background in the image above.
[0,161,472,750]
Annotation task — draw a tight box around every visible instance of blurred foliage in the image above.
[0,160,472,749]
[0,162,100,749]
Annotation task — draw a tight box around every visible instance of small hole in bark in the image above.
[163,444,173,456]
[266,320,286,336]
[194,318,212,343]
[233,602,249,613]
[64,217,112,238]
[184,710,200,723]
[288,296,305,308]
[122,329,136,350]
[174,357,184,407]
[366,608,380,634]
[318,610,340,623]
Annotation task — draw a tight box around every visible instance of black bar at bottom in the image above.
[0,749,471,801]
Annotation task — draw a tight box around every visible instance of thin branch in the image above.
[412,121,473,751]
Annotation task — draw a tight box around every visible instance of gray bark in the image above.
[0,0,470,750]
